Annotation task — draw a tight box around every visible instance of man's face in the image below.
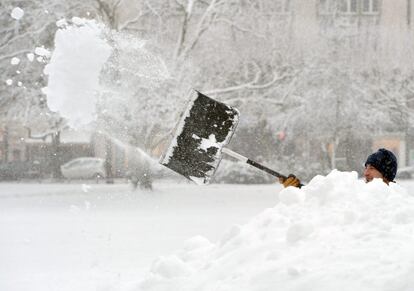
[364,164,384,183]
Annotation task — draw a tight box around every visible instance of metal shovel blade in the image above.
[160,90,239,185]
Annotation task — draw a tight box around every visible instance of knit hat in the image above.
[365,148,398,182]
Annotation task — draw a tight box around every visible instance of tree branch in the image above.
[0,49,32,62]
[174,4,190,60]
[178,0,223,61]
[204,67,294,95]
[215,18,266,38]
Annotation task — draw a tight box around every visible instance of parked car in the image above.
[396,166,414,179]
[0,160,41,181]
[61,157,106,180]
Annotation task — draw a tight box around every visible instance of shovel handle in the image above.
[222,148,303,187]
[246,159,287,180]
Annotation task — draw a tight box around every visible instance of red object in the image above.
[277,131,286,141]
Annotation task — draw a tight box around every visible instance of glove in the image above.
[279,174,301,188]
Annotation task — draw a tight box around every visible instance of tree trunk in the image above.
[331,136,340,170]
[51,132,63,179]
[105,137,114,184]
[3,125,8,162]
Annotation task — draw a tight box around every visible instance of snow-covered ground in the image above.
[0,180,280,291]
[1,175,414,291]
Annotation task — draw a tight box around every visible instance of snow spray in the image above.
[43,17,169,128]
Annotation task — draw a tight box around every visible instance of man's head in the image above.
[364,148,398,184]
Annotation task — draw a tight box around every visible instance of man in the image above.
[280,148,398,187]
[363,148,398,184]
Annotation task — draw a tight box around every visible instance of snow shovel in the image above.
[160,90,301,186]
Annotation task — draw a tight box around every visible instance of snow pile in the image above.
[43,19,112,127]
[137,170,414,291]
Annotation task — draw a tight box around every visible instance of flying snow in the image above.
[26,53,34,62]
[43,17,170,128]
[5,79,13,86]
[10,57,20,65]
[34,47,51,58]
[138,170,414,291]
[71,17,87,26]
[56,18,68,28]
[11,7,24,20]
[43,18,112,128]
[111,32,170,81]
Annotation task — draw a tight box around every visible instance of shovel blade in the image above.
[160,90,239,184]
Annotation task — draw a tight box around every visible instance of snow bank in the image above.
[137,170,414,291]
[43,19,112,128]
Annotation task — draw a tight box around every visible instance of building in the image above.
[291,0,414,168]
[0,122,129,178]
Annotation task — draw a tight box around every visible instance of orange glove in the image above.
[279,174,301,188]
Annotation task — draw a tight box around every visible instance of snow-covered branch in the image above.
[178,0,224,61]
[0,49,33,62]
[204,68,294,95]
[174,2,191,59]
[215,18,266,38]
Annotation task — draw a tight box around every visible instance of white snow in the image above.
[11,7,24,20]
[17,81,22,87]
[112,32,170,81]
[6,79,13,85]
[188,176,207,185]
[26,53,35,62]
[43,19,112,128]
[10,57,20,65]
[81,184,92,193]
[71,16,87,26]
[138,170,414,291]
[34,46,51,58]
[0,181,278,291]
[193,133,221,152]
[56,18,68,28]
[187,0,195,14]
[199,134,219,151]
[3,173,414,291]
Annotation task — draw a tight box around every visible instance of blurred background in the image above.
[1,0,414,185]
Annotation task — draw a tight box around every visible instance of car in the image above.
[0,160,41,181]
[61,157,106,180]
[396,166,414,179]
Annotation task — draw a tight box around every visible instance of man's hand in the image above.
[279,174,301,188]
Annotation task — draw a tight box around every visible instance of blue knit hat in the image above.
[365,148,398,182]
